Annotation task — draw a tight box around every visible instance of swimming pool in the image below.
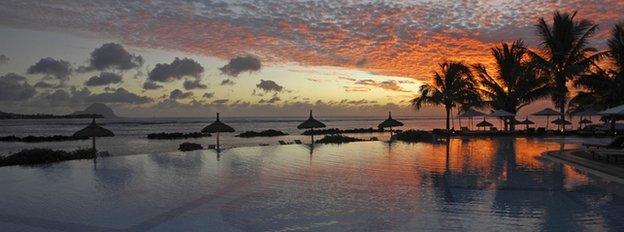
[0,137,623,231]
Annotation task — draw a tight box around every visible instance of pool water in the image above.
[1,137,623,231]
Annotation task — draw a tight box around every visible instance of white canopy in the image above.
[599,104,624,115]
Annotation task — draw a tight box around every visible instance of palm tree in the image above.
[571,23,624,111]
[413,62,481,132]
[529,11,603,121]
[474,40,551,131]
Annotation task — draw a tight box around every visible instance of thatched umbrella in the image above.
[518,117,535,130]
[202,113,235,150]
[458,109,486,130]
[551,118,572,131]
[476,119,493,131]
[532,108,560,130]
[73,118,114,157]
[297,110,326,144]
[378,111,404,137]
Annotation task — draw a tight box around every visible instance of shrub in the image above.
[236,129,288,138]
[0,148,96,166]
[392,130,434,142]
[302,127,389,135]
[0,135,88,143]
[178,142,203,151]
[316,135,365,144]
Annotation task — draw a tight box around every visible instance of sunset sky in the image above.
[1,1,623,117]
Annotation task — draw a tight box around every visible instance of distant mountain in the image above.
[72,103,118,118]
[0,111,102,119]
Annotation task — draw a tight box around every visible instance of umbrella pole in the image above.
[216,132,220,151]
[92,136,96,159]
[311,128,314,145]
[546,116,549,130]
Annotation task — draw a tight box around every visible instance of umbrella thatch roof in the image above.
[378,111,404,128]
[579,118,593,124]
[599,104,624,115]
[551,118,572,125]
[73,118,114,138]
[476,120,493,127]
[202,113,235,133]
[532,108,560,116]
[297,110,326,129]
[519,117,535,125]
[458,108,486,118]
[489,109,515,117]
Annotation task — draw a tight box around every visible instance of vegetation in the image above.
[412,62,481,132]
[236,129,288,137]
[0,135,89,143]
[178,142,203,151]
[392,130,435,142]
[474,40,550,130]
[302,127,387,135]
[147,132,210,140]
[316,135,365,144]
[0,148,96,166]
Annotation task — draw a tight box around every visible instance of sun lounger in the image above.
[278,140,287,145]
[208,145,216,149]
[370,137,378,141]
[294,140,302,144]
[583,136,624,162]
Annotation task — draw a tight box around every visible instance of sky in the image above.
[0,0,623,117]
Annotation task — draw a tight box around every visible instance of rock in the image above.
[178,142,203,151]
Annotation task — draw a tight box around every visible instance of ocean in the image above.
[0,116,453,156]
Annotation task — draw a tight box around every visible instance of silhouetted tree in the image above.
[474,40,551,130]
[413,62,481,132]
[529,11,603,121]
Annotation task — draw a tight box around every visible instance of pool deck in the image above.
[543,149,624,184]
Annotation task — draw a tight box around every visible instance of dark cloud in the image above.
[85,88,152,104]
[220,79,235,86]
[83,43,143,71]
[85,72,123,86]
[212,99,229,104]
[0,73,36,101]
[169,89,193,100]
[256,79,283,92]
[219,55,261,77]
[354,79,409,92]
[142,81,163,90]
[148,58,204,83]
[183,79,207,90]
[203,92,215,99]
[27,57,72,80]
[258,96,281,104]
[33,81,55,89]
[0,54,9,65]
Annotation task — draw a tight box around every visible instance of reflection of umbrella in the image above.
[297,110,326,144]
[517,117,535,130]
[489,110,515,130]
[476,120,493,130]
[458,109,486,130]
[551,118,572,130]
[378,111,404,137]
[73,118,114,157]
[532,108,560,130]
[202,113,235,150]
